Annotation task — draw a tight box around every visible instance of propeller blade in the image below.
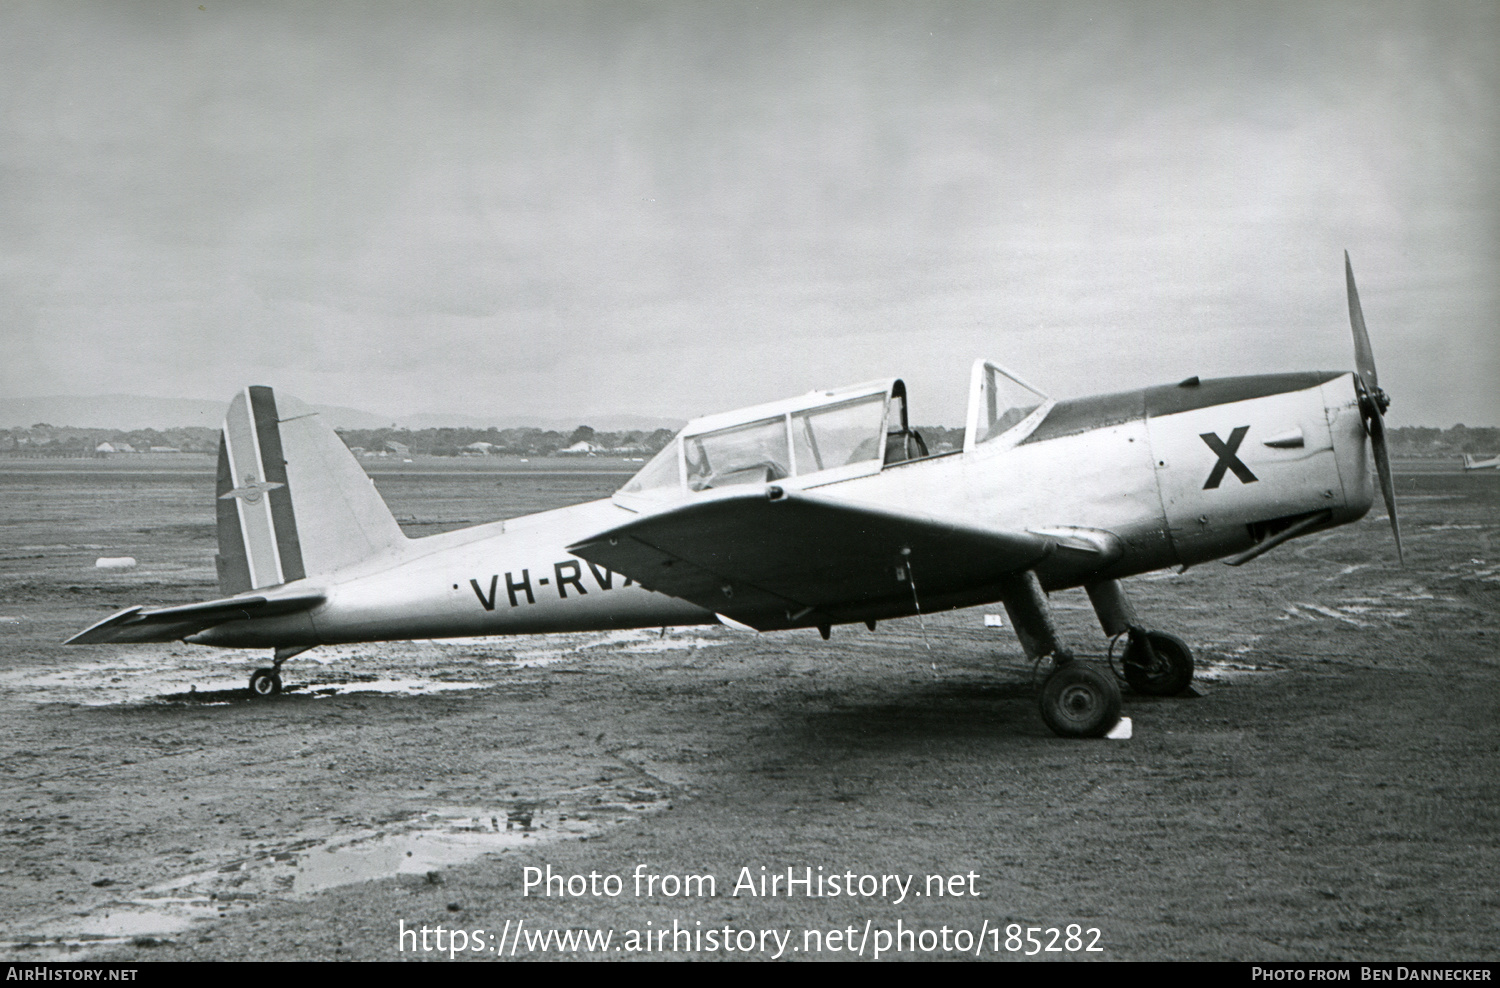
[1366,401,1404,564]
[1346,251,1378,394]
[1345,251,1401,564]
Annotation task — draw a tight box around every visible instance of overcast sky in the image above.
[2,1,1495,426]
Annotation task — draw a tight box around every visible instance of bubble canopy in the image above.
[618,379,918,503]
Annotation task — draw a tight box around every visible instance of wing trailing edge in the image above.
[64,593,325,645]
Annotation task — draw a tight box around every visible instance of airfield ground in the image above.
[0,457,1496,961]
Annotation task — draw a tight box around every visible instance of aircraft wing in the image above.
[64,593,325,645]
[569,488,1054,630]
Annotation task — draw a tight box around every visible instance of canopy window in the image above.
[965,360,1053,451]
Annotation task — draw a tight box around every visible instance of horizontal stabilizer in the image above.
[64,593,324,645]
[569,488,1053,630]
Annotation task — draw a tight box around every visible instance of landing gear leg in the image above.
[1086,579,1195,696]
[247,645,313,699]
[1000,571,1121,738]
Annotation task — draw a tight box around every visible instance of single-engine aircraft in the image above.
[68,254,1402,737]
[1462,454,1500,471]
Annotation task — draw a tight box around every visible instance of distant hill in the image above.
[399,411,683,432]
[0,394,681,433]
[0,394,392,431]
[0,395,227,430]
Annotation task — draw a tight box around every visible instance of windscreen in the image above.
[619,440,680,495]
[976,365,1046,445]
[685,417,790,491]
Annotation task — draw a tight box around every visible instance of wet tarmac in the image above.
[2,462,1497,960]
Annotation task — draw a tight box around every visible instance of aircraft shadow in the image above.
[154,684,342,705]
[766,678,1049,751]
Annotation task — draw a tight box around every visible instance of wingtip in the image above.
[63,605,144,645]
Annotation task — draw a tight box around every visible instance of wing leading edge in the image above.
[569,488,1055,631]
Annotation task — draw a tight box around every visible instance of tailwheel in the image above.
[248,667,282,698]
[1039,661,1121,738]
[1121,629,1194,697]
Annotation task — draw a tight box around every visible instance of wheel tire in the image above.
[1039,662,1122,738]
[1122,630,1194,697]
[248,668,282,698]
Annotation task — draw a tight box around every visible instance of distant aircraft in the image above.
[1462,454,1500,471]
[68,254,1401,738]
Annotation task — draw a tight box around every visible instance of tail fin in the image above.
[215,386,406,593]
[1465,454,1476,469]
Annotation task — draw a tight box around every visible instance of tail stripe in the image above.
[222,389,284,588]
[248,386,307,583]
[214,439,253,594]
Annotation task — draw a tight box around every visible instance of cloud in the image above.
[0,1,1494,425]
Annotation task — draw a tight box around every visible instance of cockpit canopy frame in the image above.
[616,378,915,508]
[962,359,1054,454]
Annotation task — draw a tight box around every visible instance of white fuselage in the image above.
[190,373,1373,649]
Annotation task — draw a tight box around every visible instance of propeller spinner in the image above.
[1345,251,1402,563]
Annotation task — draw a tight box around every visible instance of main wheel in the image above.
[1039,662,1121,738]
[1122,630,1194,696]
[248,667,282,698]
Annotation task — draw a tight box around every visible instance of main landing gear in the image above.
[1119,628,1194,697]
[1038,661,1121,738]
[1000,574,1198,737]
[247,645,313,699]
[248,667,281,697]
[999,571,1121,738]
[1087,579,1196,697]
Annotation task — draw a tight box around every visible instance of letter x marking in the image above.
[1200,426,1258,489]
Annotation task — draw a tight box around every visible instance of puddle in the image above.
[505,628,723,666]
[1196,659,1285,681]
[1291,603,1373,627]
[1381,589,1438,601]
[618,635,725,655]
[0,650,252,706]
[1,801,662,959]
[1275,587,1451,628]
[1194,635,1286,680]
[1335,604,1409,619]
[0,628,703,955]
[1452,561,1500,582]
[301,678,489,698]
[0,628,728,706]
